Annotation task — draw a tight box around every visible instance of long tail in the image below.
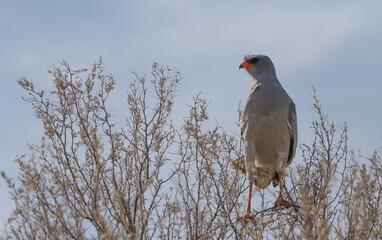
[229,155,280,187]
[229,155,246,175]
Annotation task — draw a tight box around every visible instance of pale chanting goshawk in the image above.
[236,54,298,220]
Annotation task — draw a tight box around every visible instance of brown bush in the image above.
[2,59,381,239]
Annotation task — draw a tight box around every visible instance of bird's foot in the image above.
[274,197,292,208]
[237,212,256,223]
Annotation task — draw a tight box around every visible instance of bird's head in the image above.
[239,55,276,78]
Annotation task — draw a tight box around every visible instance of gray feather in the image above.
[239,55,298,189]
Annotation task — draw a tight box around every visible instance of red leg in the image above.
[274,171,292,208]
[245,182,253,215]
[239,182,255,221]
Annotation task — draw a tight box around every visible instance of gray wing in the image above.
[234,84,261,175]
[286,101,298,165]
[240,83,261,139]
[240,113,247,140]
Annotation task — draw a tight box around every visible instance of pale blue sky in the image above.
[1,0,382,229]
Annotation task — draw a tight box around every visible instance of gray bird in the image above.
[236,54,297,219]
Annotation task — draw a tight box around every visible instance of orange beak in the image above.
[239,60,254,69]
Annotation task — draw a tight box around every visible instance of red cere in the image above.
[241,60,254,68]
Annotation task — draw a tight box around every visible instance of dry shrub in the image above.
[2,59,381,239]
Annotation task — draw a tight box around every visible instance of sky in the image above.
[1,0,382,230]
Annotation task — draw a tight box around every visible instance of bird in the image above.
[235,54,298,220]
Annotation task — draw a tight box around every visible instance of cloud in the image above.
[7,1,382,84]
[120,1,382,77]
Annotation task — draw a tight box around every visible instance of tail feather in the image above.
[230,155,280,188]
[229,155,246,175]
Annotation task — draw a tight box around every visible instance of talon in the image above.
[274,198,293,208]
[238,212,255,223]
[273,172,293,208]
[244,212,255,219]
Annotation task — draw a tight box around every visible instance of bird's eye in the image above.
[248,57,259,64]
